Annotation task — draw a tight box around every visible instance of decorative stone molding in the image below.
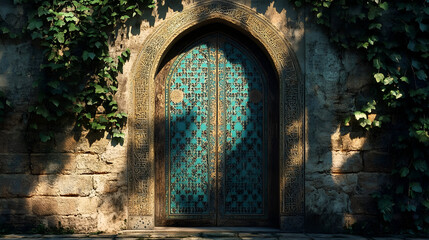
[128,0,304,230]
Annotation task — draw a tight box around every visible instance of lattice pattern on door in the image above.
[165,33,268,223]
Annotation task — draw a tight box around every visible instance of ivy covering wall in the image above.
[0,0,428,234]
[292,0,429,234]
[0,0,155,143]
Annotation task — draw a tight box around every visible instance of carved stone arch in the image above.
[128,0,304,230]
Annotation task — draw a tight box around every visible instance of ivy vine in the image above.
[293,0,429,234]
[0,0,428,234]
[0,0,155,143]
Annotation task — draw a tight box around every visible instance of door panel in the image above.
[157,32,274,226]
[165,37,216,222]
[218,39,267,222]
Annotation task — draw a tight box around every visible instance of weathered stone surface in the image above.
[340,132,368,151]
[350,195,377,214]
[31,197,99,215]
[93,175,122,194]
[357,173,391,194]
[306,148,332,174]
[345,63,373,92]
[0,214,39,231]
[306,187,350,214]
[0,154,29,174]
[0,131,28,153]
[0,174,37,197]
[0,198,31,215]
[75,131,110,154]
[34,175,93,196]
[45,214,98,233]
[30,153,76,175]
[330,151,362,173]
[306,173,358,194]
[75,154,110,174]
[363,151,392,172]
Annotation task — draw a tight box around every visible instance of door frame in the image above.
[128,0,304,231]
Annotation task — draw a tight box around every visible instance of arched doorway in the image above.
[154,25,279,227]
[128,0,304,230]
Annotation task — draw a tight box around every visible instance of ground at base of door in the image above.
[0,232,428,240]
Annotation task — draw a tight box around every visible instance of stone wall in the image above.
[304,23,393,232]
[0,0,391,233]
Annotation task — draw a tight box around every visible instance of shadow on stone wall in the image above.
[0,0,394,234]
[0,1,129,234]
[303,22,394,233]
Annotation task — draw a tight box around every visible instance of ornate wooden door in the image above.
[156,32,277,227]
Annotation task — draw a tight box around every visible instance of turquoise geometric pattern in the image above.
[218,39,266,216]
[165,33,267,222]
[166,37,216,216]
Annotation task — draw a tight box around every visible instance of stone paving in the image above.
[1,231,428,240]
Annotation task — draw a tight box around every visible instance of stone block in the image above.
[53,131,80,152]
[58,175,93,196]
[76,154,111,174]
[345,63,372,92]
[363,151,392,172]
[0,174,36,197]
[0,214,39,232]
[30,153,76,175]
[0,198,31,215]
[357,173,391,195]
[31,197,58,215]
[340,132,368,151]
[33,175,93,196]
[306,173,358,194]
[93,175,121,194]
[76,131,110,154]
[305,149,332,174]
[350,195,377,214]
[305,187,349,214]
[0,154,29,174]
[0,113,26,132]
[31,197,98,215]
[0,131,28,153]
[25,127,78,152]
[45,214,98,233]
[331,151,362,173]
[99,144,128,171]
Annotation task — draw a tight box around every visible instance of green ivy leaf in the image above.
[415,70,427,80]
[354,111,367,120]
[27,19,43,30]
[410,182,423,193]
[39,132,51,142]
[55,20,66,27]
[374,73,384,83]
[55,32,65,43]
[94,85,106,93]
[94,41,102,48]
[373,58,383,70]
[82,51,96,61]
[413,159,428,172]
[369,23,382,30]
[68,23,79,31]
[423,200,429,209]
[400,167,409,177]
[379,2,388,11]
